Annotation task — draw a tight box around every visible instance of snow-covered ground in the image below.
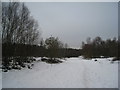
[2,57,118,88]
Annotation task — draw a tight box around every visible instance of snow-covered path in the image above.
[2,57,118,88]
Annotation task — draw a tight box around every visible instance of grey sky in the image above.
[25,2,118,48]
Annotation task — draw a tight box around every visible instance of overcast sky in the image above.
[25,2,118,48]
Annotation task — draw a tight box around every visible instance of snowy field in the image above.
[2,57,118,88]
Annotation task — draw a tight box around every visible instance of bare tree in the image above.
[2,2,40,45]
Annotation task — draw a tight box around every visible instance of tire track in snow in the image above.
[82,61,89,88]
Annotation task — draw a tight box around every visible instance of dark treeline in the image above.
[82,36,119,59]
[2,43,81,58]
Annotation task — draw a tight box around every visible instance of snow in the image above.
[2,57,118,88]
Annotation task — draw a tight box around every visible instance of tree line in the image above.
[82,37,119,59]
[2,41,81,58]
